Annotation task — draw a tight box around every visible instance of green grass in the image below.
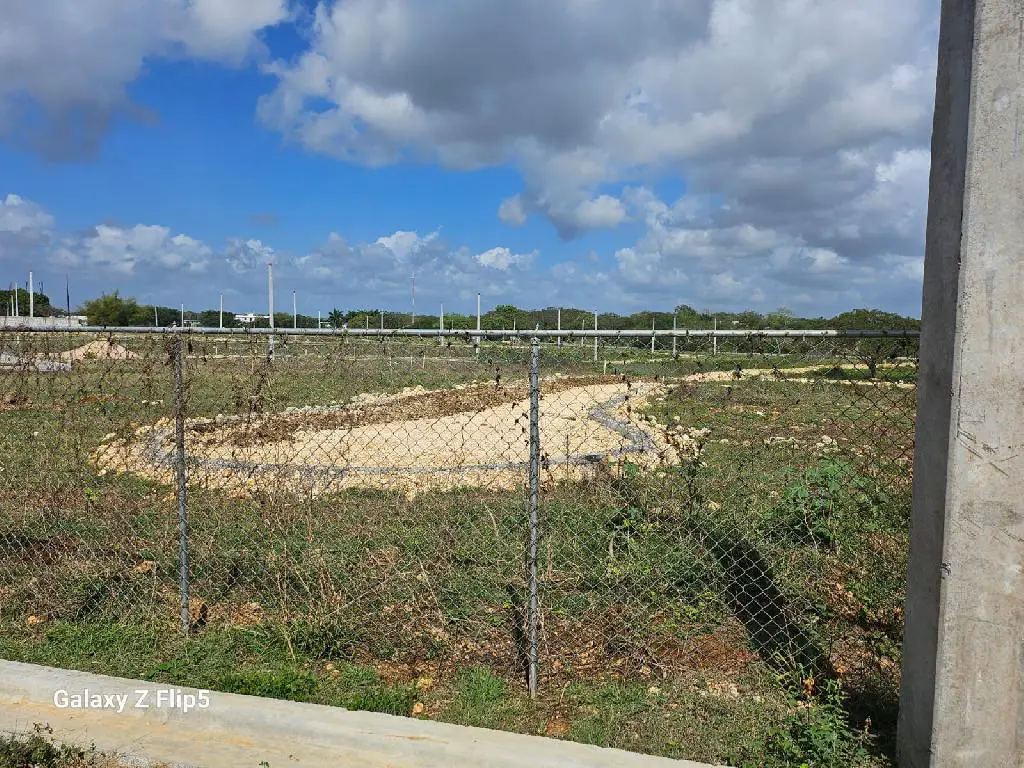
[0,332,915,767]
[0,725,144,768]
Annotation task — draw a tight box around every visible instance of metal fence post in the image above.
[173,335,191,634]
[527,337,541,698]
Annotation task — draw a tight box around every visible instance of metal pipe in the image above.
[10,325,920,339]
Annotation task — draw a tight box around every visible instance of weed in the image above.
[772,459,888,550]
[732,670,885,768]
[0,724,122,768]
[218,669,317,701]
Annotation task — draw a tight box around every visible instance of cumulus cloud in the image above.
[0,195,55,287]
[2,188,928,317]
[2,193,574,312]
[0,0,290,159]
[250,0,936,312]
[476,247,536,271]
[259,1,935,227]
[497,196,528,227]
[0,194,56,235]
[51,224,213,275]
[1,1,937,314]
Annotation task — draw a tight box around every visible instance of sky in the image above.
[0,0,939,318]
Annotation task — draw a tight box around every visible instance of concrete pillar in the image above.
[898,1,1024,766]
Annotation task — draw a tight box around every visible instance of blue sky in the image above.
[0,0,938,318]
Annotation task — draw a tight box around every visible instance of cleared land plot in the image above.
[0,337,915,767]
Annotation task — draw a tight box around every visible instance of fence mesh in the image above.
[0,327,917,755]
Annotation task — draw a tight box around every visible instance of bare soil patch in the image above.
[92,377,674,495]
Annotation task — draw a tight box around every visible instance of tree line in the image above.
[1,287,56,317]
[78,292,920,333]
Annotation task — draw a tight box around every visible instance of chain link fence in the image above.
[0,326,916,734]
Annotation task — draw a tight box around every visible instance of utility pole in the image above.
[28,272,33,318]
[180,304,184,326]
[292,290,297,329]
[593,311,598,363]
[410,271,416,326]
[219,293,223,329]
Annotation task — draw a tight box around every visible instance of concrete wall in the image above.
[898,0,1024,765]
[0,315,87,329]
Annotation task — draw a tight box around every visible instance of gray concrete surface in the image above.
[898,1,1024,766]
[0,316,87,328]
[0,350,72,372]
[0,661,720,768]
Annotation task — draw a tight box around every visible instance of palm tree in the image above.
[327,308,344,329]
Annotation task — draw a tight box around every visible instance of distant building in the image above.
[235,313,269,325]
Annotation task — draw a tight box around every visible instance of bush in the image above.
[773,459,889,549]
[733,674,884,768]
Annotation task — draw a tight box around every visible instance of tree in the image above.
[830,309,920,378]
[766,307,796,329]
[0,288,54,317]
[82,292,148,326]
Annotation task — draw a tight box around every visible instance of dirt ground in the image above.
[92,378,677,495]
[54,340,138,361]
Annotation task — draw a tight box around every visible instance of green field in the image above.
[0,331,916,767]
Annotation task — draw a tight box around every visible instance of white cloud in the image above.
[53,224,213,275]
[477,246,536,271]
[247,0,936,313]
[0,194,55,268]
[0,0,289,159]
[223,238,277,273]
[374,230,439,262]
[497,195,528,227]
[559,195,627,233]
[0,194,55,234]
[259,0,936,239]
[3,189,927,317]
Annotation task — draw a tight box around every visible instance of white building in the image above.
[235,312,269,325]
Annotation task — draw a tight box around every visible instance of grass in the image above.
[0,331,915,766]
[0,725,148,768]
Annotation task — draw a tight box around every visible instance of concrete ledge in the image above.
[0,661,720,767]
